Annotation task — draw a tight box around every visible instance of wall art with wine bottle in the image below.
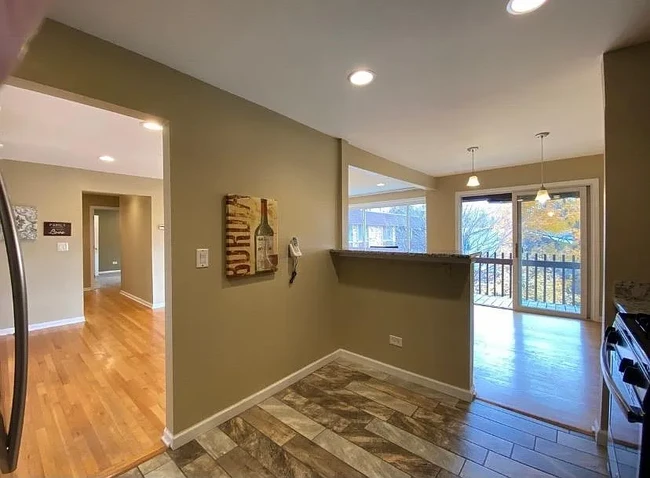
[225,194,279,277]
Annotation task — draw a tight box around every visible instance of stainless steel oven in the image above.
[602,315,650,477]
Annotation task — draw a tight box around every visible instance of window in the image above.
[348,200,426,253]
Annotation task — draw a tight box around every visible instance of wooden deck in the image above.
[475,294,581,316]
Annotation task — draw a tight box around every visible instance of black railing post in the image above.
[534,253,538,302]
[552,254,556,304]
[501,252,505,297]
[572,254,576,306]
[562,254,566,305]
[543,253,547,304]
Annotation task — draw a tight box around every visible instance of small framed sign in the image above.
[43,222,72,236]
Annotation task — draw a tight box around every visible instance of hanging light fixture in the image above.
[535,132,551,204]
[466,146,480,187]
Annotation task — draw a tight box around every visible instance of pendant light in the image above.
[467,146,480,187]
[535,132,551,204]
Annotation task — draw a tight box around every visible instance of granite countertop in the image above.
[329,249,477,264]
[614,281,650,314]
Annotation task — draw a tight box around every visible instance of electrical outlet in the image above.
[112,260,118,265]
[389,335,403,347]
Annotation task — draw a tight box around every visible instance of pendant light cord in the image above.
[471,149,475,173]
[536,132,549,185]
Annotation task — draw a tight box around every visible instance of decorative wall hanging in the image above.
[43,222,72,236]
[225,194,279,277]
[0,205,37,241]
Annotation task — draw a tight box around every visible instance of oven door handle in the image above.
[601,327,644,423]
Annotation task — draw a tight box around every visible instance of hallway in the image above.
[473,305,601,432]
[1,287,165,478]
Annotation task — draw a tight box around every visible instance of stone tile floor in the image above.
[119,358,615,478]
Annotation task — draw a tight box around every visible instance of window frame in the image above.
[347,197,427,253]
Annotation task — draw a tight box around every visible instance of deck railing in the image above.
[473,251,581,310]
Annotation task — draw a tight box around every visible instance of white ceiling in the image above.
[349,166,421,197]
[48,1,650,176]
[0,85,163,178]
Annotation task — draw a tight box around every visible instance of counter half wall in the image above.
[331,249,475,396]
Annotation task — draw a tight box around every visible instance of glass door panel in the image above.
[514,188,587,318]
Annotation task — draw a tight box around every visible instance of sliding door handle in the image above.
[0,172,28,473]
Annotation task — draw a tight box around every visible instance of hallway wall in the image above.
[120,195,153,304]
[0,159,163,328]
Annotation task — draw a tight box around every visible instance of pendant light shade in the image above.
[535,186,550,204]
[535,132,550,204]
[467,146,480,188]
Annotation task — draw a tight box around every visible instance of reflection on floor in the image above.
[0,287,165,478]
[120,359,608,478]
[473,305,601,432]
[95,271,121,289]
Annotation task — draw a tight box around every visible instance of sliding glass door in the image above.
[513,188,588,318]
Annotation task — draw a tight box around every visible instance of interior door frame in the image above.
[512,186,589,320]
[455,178,601,321]
[89,205,120,289]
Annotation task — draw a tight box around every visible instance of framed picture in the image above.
[225,194,278,277]
[0,205,37,241]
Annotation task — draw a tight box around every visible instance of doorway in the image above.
[90,205,121,289]
[461,185,591,320]
[460,180,602,431]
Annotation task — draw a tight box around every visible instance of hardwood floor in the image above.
[0,287,165,478]
[473,305,602,432]
[120,359,608,478]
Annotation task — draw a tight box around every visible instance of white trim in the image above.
[152,302,165,310]
[98,269,121,275]
[83,287,93,292]
[338,349,475,402]
[162,349,341,449]
[454,178,601,322]
[162,348,475,449]
[120,290,155,309]
[0,316,85,336]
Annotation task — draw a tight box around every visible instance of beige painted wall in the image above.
[0,160,164,329]
[96,209,121,272]
[603,42,650,322]
[17,20,339,432]
[333,256,472,390]
[82,193,119,287]
[120,195,153,303]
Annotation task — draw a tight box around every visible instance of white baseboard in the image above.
[162,348,474,450]
[338,349,476,403]
[152,302,166,310]
[0,316,85,336]
[162,349,341,449]
[98,269,121,275]
[83,287,93,292]
[120,290,155,309]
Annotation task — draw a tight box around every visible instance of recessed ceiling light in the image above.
[142,121,163,131]
[348,70,375,86]
[376,182,386,187]
[99,155,115,162]
[507,0,548,15]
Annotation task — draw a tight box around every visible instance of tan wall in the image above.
[82,193,119,287]
[17,20,339,432]
[0,160,164,328]
[120,195,153,303]
[603,42,650,322]
[96,209,120,272]
[333,256,472,391]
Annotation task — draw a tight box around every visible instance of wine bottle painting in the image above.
[225,194,279,277]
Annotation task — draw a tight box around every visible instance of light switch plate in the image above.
[196,248,209,268]
[57,242,69,252]
[389,335,403,347]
